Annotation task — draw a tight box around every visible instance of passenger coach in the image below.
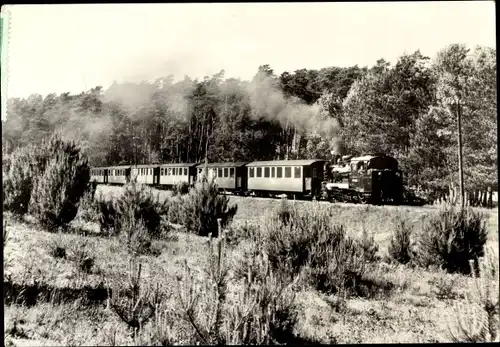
[90,167,108,184]
[195,162,248,194]
[246,159,326,198]
[107,165,131,185]
[159,163,198,187]
[131,164,159,185]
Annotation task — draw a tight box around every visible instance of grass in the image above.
[3,184,499,345]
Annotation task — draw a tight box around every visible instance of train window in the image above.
[294,167,301,178]
[271,167,275,178]
[184,168,188,176]
[230,168,235,178]
[285,167,292,178]
[249,167,254,178]
[217,168,222,177]
[224,168,228,177]
[264,167,270,178]
[175,168,178,175]
[168,168,172,176]
[277,167,282,178]
[256,167,262,177]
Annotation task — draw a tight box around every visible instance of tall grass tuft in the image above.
[413,202,488,275]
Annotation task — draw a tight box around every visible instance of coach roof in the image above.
[247,159,326,167]
[160,163,198,168]
[195,162,248,168]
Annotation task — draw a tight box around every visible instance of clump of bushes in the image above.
[263,200,367,296]
[388,213,413,265]
[448,247,499,342]
[172,177,237,237]
[3,135,92,230]
[413,203,488,275]
[171,181,190,196]
[94,181,169,243]
[3,143,43,216]
[176,228,305,345]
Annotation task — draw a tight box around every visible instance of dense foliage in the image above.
[3,134,91,229]
[2,44,496,195]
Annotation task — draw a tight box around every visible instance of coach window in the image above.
[285,167,292,178]
[294,167,301,178]
[277,167,282,178]
[230,168,235,178]
[256,167,262,177]
[249,167,254,178]
[223,168,228,178]
[184,168,188,176]
[167,168,171,176]
[264,167,270,178]
[271,167,275,178]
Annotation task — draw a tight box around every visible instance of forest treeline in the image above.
[2,43,496,197]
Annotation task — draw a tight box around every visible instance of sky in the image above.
[1,1,496,100]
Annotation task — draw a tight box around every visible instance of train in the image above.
[90,153,404,205]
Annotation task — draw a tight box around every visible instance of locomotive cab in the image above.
[349,155,403,204]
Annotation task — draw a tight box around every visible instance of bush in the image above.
[95,181,168,241]
[76,181,98,223]
[176,230,306,345]
[176,177,237,237]
[356,226,379,263]
[388,214,413,265]
[263,200,366,296]
[3,144,41,216]
[172,181,190,196]
[28,139,90,229]
[413,204,488,275]
[448,247,499,342]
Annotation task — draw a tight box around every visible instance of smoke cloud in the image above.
[246,70,342,154]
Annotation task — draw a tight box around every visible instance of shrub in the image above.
[95,181,169,240]
[356,226,379,263]
[413,204,488,275]
[28,139,90,229]
[172,181,190,196]
[447,247,499,342]
[76,181,98,223]
[3,143,41,216]
[176,228,305,345]
[388,213,413,265]
[263,201,366,296]
[176,177,237,237]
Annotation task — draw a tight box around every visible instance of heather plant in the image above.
[388,213,413,265]
[176,176,237,237]
[413,202,488,275]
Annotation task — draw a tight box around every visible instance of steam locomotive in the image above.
[90,153,404,205]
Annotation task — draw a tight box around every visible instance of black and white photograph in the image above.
[1,1,498,345]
